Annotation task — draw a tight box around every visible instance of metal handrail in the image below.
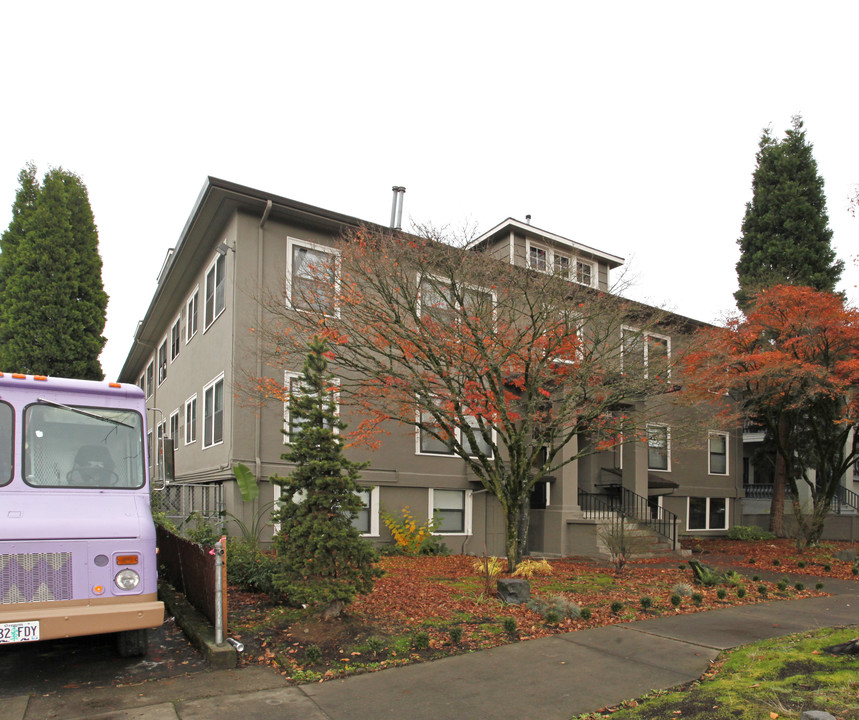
[578,487,677,550]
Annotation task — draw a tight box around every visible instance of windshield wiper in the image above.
[37,398,135,429]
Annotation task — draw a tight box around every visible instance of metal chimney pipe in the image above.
[394,186,406,230]
[390,186,400,228]
[526,214,532,225]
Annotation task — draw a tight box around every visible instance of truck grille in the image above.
[0,552,73,604]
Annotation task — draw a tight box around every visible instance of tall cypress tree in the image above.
[270,336,381,617]
[735,115,842,310]
[0,166,108,379]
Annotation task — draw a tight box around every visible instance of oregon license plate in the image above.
[0,621,40,643]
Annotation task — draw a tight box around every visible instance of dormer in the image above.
[465,218,624,292]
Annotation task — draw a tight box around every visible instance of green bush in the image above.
[502,616,518,635]
[726,525,775,541]
[579,607,592,621]
[691,593,704,606]
[797,560,806,568]
[304,644,322,665]
[794,582,805,591]
[449,626,463,645]
[610,600,624,614]
[226,537,283,597]
[777,580,788,592]
[737,586,747,598]
[639,596,653,611]
[716,588,727,600]
[412,631,430,650]
[670,594,682,608]
[815,582,824,590]
[757,584,768,596]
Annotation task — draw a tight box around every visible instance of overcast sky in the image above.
[1,1,857,381]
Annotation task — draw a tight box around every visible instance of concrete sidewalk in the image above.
[5,579,858,720]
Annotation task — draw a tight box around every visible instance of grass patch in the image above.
[573,626,859,719]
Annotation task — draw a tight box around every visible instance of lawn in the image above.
[227,538,858,684]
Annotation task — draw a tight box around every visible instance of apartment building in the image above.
[118,177,743,557]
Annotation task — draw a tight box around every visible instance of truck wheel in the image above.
[116,628,148,657]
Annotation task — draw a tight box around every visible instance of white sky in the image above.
[1,1,857,381]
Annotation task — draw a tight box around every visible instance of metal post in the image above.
[213,538,224,646]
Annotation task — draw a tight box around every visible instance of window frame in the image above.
[646,423,671,472]
[204,253,226,332]
[145,361,154,398]
[621,326,671,380]
[157,338,168,385]
[415,402,495,459]
[282,371,340,444]
[185,286,199,343]
[428,488,472,536]
[352,486,380,537]
[286,237,341,317]
[202,373,225,449]
[170,317,181,363]
[708,431,729,476]
[184,394,197,446]
[525,239,596,287]
[687,496,729,532]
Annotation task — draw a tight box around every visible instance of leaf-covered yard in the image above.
[227,539,858,684]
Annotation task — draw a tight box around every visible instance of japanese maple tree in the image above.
[681,285,859,545]
[255,227,682,570]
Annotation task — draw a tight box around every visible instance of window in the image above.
[462,415,493,457]
[185,395,197,445]
[156,420,167,468]
[709,432,728,475]
[688,497,728,531]
[554,253,571,278]
[351,487,380,537]
[430,489,471,534]
[288,238,339,316]
[145,361,154,398]
[529,245,548,272]
[622,327,671,380]
[157,339,168,384]
[416,404,494,458]
[283,372,339,443]
[186,287,199,342]
[203,374,224,448]
[647,424,670,471]
[137,374,145,391]
[853,428,859,479]
[575,260,594,287]
[169,410,180,448]
[170,318,181,362]
[0,402,12,487]
[204,254,226,330]
[418,275,495,329]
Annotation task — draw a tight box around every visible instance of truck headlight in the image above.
[114,569,140,591]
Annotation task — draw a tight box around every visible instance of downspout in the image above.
[254,200,272,485]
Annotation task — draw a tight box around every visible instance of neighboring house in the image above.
[118,177,744,558]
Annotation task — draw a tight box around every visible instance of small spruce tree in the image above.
[270,336,381,617]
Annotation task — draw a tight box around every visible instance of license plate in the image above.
[0,621,40,644]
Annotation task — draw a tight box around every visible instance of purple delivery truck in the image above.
[0,373,163,656]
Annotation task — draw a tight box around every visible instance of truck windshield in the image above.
[24,403,145,488]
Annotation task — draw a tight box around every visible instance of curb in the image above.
[158,582,236,670]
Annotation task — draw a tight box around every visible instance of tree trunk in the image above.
[504,500,530,572]
[769,418,789,537]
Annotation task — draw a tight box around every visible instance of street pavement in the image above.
[3,577,857,720]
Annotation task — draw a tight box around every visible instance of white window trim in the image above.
[524,239,597,288]
[646,423,671,472]
[145,361,154,398]
[185,285,199,343]
[170,316,181,363]
[169,409,180,450]
[708,431,730,476]
[414,403,495,459]
[202,373,225,449]
[203,253,226,333]
[416,272,497,325]
[686,497,729,532]
[157,336,168,386]
[428,488,473,536]
[184,394,198,446]
[282,371,340,444]
[621,326,672,380]
[286,237,342,318]
[357,486,380,538]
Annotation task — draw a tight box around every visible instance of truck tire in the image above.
[116,628,148,657]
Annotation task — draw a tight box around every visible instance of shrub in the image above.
[691,593,704,606]
[757,585,768,596]
[527,596,581,622]
[226,537,283,596]
[797,560,806,568]
[304,644,322,665]
[748,558,756,564]
[794,582,805,591]
[727,525,775,541]
[381,507,443,555]
[737,586,747,599]
[772,559,781,566]
[777,580,788,592]
[579,607,592,621]
[672,583,693,597]
[853,566,858,576]
[449,626,462,645]
[824,564,831,572]
[677,564,686,570]
[716,588,727,600]
[473,555,505,594]
[502,617,518,635]
[412,631,430,650]
[544,609,561,625]
[365,635,387,656]
[816,582,824,590]
[639,596,653,611]
[752,575,761,582]
[670,594,682,608]
[610,601,624,614]
[512,558,553,578]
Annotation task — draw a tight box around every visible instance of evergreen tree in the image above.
[0,166,108,379]
[270,336,381,617]
[735,116,842,311]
